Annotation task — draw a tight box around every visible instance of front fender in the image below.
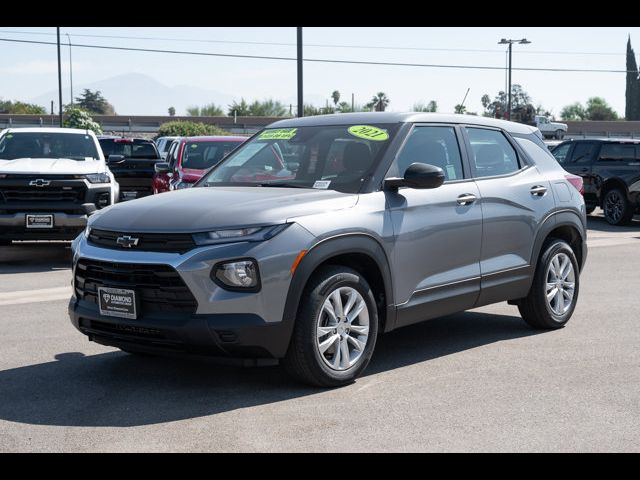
[281,233,396,345]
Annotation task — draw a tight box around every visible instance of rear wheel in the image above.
[518,239,580,329]
[555,129,565,140]
[603,188,633,225]
[283,265,379,387]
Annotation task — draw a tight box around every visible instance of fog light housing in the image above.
[212,258,260,292]
[97,193,111,209]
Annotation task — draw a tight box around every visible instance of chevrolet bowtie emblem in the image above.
[29,179,50,187]
[116,236,140,248]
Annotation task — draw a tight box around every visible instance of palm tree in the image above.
[370,92,390,112]
[331,90,340,107]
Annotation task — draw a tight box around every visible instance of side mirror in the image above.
[107,154,125,164]
[154,162,170,174]
[383,163,445,190]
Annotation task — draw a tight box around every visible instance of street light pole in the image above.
[56,27,63,127]
[498,38,531,121]
[66,33,73,107]
[297,27,303,117]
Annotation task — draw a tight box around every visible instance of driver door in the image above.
[386,125,482,327]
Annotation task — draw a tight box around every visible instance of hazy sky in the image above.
[1,26,640,117]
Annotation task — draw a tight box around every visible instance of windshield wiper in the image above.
[255,182,310,189]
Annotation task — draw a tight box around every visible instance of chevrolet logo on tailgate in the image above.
[29,179,50,187]
[116,236,139,248]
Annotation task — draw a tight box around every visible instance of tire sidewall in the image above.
[603,188,629,225]
[539,240,580,326]
[307,269,378,384]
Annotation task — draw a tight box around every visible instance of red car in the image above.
[152,136,247,193]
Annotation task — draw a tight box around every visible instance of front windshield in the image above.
[199,124,398,193]
[182,141,242,170]
[0,132,100,160]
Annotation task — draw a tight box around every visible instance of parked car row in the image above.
[0,129,246,244]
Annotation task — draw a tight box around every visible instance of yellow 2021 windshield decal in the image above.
[348,125,389,141]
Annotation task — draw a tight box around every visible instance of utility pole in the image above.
[66,33,73,107]
[498,38,531,120]
[56,27,63,127]
[297,27,303,117]
[351,93,354,112]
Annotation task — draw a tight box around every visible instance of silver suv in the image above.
[69,113,588,387]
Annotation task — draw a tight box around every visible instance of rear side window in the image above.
[466,127,521,178]
[390,126,464,181]
[598,143,636,161]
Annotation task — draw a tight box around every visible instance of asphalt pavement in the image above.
[0,210,638,452]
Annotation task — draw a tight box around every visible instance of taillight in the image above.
[565,174,584,195]
[114,138,133,143]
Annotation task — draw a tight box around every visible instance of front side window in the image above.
[551,143,572,164]
[0,132,100,160]
[571,143,596,164]
[387,125,464,181]
[466,127,521,178]
[181,141,242,170]
[200,124,399,193]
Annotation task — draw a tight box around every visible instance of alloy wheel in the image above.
[545,252,576,317]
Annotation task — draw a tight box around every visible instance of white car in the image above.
[155,136,179,160]
[0,127,119,244]
[534,115,568,140]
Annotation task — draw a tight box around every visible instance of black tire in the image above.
[0,240,11,246]
[602,188,633,225]
[283,265,379,388]
[518,238,580,329]
[555,129,564,140]
[585,206,596,215]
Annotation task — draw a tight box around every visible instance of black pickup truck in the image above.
[98,136,161,201]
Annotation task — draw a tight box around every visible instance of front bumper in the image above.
[69,298,290,360]
[69,222,315,359]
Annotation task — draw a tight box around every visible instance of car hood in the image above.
[0,157,106,175]
[90,186,359,233]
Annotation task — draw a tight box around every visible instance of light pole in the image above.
[498,38,531,120]
[56,27,63,127]
[66,33,73,107]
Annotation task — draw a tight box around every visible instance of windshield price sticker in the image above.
[348,125,389,141]
[313,180,331,189]
[259,128,298,140]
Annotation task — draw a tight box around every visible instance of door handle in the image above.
[530,185,547,196]
[457,193,477,205]
[580,168,589,173]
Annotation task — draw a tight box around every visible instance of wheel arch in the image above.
[531,210,587,274]
[282,234,396,341]
[599,178,629,206]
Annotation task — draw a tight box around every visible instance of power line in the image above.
[0,37,635,74]
[0,28,630,57]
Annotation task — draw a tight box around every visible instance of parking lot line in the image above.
[0,286,71,306]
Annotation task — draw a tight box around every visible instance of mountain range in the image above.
[28,72,327,116]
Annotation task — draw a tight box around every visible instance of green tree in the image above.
[158,121,230,137]
[187,103,224,116]
[626,36,640,120]
[560,102,586,121]
[331,90,340,107]
[168,106,176,117]
[585,97,619,120]
[481,85,533,120]
[63,107,102,134]
[413,100,437,112]
[367,92,390,112]
[74,89,115,115]
[454,104,467,114]
[248,99,287,116]
[0,100,46,114]
[228,99,251,116]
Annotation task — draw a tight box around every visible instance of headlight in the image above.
[85,173,111,184]
[192,224,289,246]
[212,259,260,291]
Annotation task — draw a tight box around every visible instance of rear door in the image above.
[462,126,556,306]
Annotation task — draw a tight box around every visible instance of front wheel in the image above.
[518,239,580,329]
[603,188,633,225]
[283,265,379,387]
[554,129,565,139]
